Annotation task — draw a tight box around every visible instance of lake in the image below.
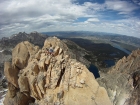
[88,64,100,79]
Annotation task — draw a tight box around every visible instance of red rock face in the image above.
[3,37,112,105]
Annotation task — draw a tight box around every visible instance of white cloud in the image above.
[85,18,100,23]
[83,2,105,11]
[132,0,140,5]
[105,0,139,14]
[0,0,140,38]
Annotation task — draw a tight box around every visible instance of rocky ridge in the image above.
[97,49,140,105]
[0,32,90,91]
[3,37,112,105]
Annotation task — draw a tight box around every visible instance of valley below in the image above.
[44,31,140,71]
[60,37,130,71]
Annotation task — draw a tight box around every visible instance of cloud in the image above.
[132,0,140,5]
[105,0,139,14]
[85,18,100,23]
[83,2,105,11]
[0,0,86,35]
[0,0,140,38]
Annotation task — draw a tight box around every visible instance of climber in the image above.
[49,47,54,56]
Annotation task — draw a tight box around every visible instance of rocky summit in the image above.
[97,49,140,105]
[3,37,112,105]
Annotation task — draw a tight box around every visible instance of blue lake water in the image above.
[88,64,100,79]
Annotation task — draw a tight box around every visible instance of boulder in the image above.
[4,91,34,105]
[4,62,19,88]
[7,83,17,98]
[18,75,29,93]
[12,42,30,69]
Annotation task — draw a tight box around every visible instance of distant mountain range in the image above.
[42,31,140,47]
[0,31,48,49]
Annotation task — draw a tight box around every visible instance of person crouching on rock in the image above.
[49,47,54,56]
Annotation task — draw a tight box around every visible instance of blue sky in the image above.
[0,0,140,38]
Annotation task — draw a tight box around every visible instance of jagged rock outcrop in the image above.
[0,32,48,89]
[3,37,112,105]
[97,49,140,105]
